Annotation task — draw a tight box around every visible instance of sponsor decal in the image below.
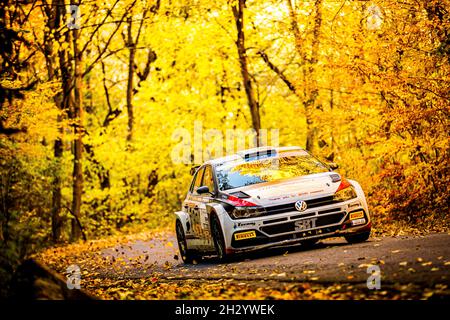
[349,211,364,220]
[237,222,256,227]
[234,230,256,240]
[268,191,322,202]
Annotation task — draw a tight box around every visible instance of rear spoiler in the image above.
[189,165,201,175]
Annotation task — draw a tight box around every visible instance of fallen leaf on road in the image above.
[391,250,401,253]
[399,261,408,266]
[312,292,326,299]
[431,267,439,272]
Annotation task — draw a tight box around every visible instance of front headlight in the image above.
[224,194,267,219]
[333,185,357,202]
[230,206,266,219]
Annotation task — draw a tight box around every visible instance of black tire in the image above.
[175,220,199,264]
[210,214,228,262]
[344,231,371,244]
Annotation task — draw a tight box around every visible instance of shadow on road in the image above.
[187,238,358,266]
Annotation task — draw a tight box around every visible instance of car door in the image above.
[197,165,216,245]
[185,166,205,240]
[182,167,201,239]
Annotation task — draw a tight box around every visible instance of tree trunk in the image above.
[232,0,261,146]
[306,0,322,153]
[51,136,63,241]
[70,4,83,241]
[44,0,65,242]
[287,0,322,152]
[126,15,135,142]
[305,108,316,152]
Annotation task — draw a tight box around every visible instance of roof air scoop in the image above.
[238,147,277,161]
[229,191,251,198]
[330,173,341,183]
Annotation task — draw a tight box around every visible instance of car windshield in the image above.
[215,151,329,191]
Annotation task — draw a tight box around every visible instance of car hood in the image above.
[230,172,341,207]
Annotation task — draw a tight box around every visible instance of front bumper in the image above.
[222,198,371,254]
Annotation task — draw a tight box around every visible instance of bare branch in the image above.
[79,0,121,55]
[258,51,298,95]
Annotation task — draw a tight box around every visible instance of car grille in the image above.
[260,212,345,236]
[264,196,341,216]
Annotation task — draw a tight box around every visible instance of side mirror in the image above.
[328,162,339,170]
[196,185,211,195]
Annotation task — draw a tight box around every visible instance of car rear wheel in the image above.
[344,231,371,244]
[211,215,228,262]
[176,220,199,264]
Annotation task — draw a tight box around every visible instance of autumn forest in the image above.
[0,0,449,298]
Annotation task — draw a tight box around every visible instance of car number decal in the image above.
[351,218,366,226]
[294,218,317,231]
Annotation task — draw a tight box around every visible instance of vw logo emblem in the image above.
[295,200,307,212]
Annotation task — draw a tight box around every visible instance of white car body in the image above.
[174,146,371,262]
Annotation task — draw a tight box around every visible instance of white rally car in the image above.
[174,146,371,263]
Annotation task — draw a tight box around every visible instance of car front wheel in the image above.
[176,220,198,264]
[211,214,228,262]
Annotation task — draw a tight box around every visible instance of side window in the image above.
[202,166,215,194]
[192,167,205,194]
[189,171,197,193]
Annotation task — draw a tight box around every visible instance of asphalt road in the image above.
[98,233,450,287]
